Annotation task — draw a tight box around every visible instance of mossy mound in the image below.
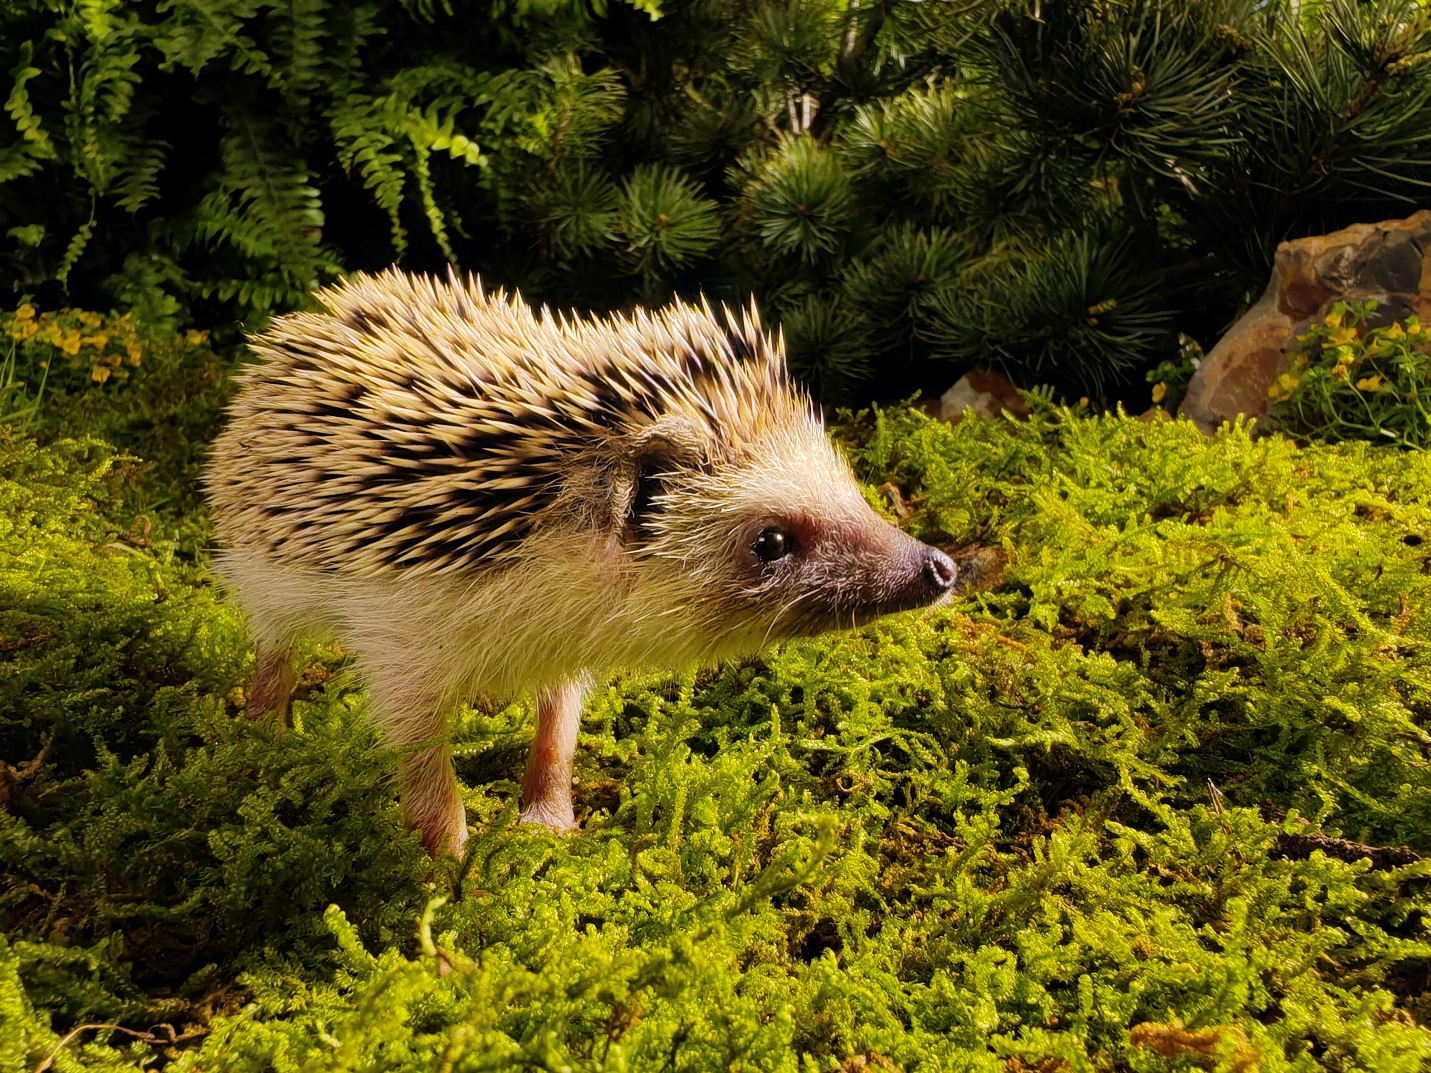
[2,403,1430,1071]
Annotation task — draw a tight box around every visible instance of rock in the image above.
[939,369,1029,423]
[1179,210,1431,434]
[949,544,1006,595]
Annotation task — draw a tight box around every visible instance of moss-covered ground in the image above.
[2,339,1430,1071]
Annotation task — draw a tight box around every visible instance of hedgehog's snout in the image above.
[922,546,958,597]
[880,538,956,614]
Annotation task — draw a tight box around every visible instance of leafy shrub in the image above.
[3,405,1431,1070]
[5,1,1431,395]
[1270,301,1431,446]
[1,303,233,514]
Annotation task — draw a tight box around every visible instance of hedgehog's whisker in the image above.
[760,590,816,650]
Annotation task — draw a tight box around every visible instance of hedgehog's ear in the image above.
[622,417,712,540]
[629,416,711,469]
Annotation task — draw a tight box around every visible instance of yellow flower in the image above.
[1385,322,1407,340]
[185,329,210,347]
[1151,382,1168,403]
[15,303,35,321]
[57,329,82,356]
[1330,363,1349,379]
[91,364,112,384]
[1327,325,1358,346]
[1356,375,1384,392]
[125,341,143,366]
[1269,372,1302,399]
[82,331,110,351]
[1323,309,1346,328]
[79,311,101,328]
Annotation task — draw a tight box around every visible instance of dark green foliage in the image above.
[4,391,1431,1068]
[922,233,1172,394]
[617,164,721,286]
[5,1,1431,396]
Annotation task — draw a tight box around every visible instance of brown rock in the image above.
[939,369,1029,423]
[1179,210,1431,434]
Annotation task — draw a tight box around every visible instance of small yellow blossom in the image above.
[1331,363,1349,379]
[1327,325,1358,346]
[82,331,110,351]
[1151,382,1168,404]
[1323,309,1346,328]
[125,341,142,365]
[185,329,209,347]
[1385,322,1406,340]
[79,311,101,328]
[1356,374,1384,392]
[15,303,35,321]
[56,329,82,357]
[1269,371,1303,400]
[91,364,111,384]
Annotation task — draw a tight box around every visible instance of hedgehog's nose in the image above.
[923,547,957,594]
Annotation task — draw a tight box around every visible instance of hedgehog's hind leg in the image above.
[248,642,296,722]
[364,673,467,858]
[520,675,591,832]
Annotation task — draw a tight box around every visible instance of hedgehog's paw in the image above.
[518,796,579,834]
[247,643,295,723]
[420,814,468,859]
[400,745,469,859]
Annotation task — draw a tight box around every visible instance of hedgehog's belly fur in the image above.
[217,533,751,710]
[217,532,761,853]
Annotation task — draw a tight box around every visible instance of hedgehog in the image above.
[205,269,957,857]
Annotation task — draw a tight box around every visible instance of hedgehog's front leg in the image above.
[519,676,590,832]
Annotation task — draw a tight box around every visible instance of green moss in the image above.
[2,405,1430,1071]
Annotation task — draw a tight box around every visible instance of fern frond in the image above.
[196,106,339,301]
[330,93,410,257]
[410,142,457,264]
[267,0,330,104]
[62,4,146,196]
[55,204,96,287]
[113,134,169,214]
[0,144,45,184]
[153,0,272,77]
[4,41,56,162]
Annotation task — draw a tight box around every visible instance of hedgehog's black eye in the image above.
[753,528,793,563]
